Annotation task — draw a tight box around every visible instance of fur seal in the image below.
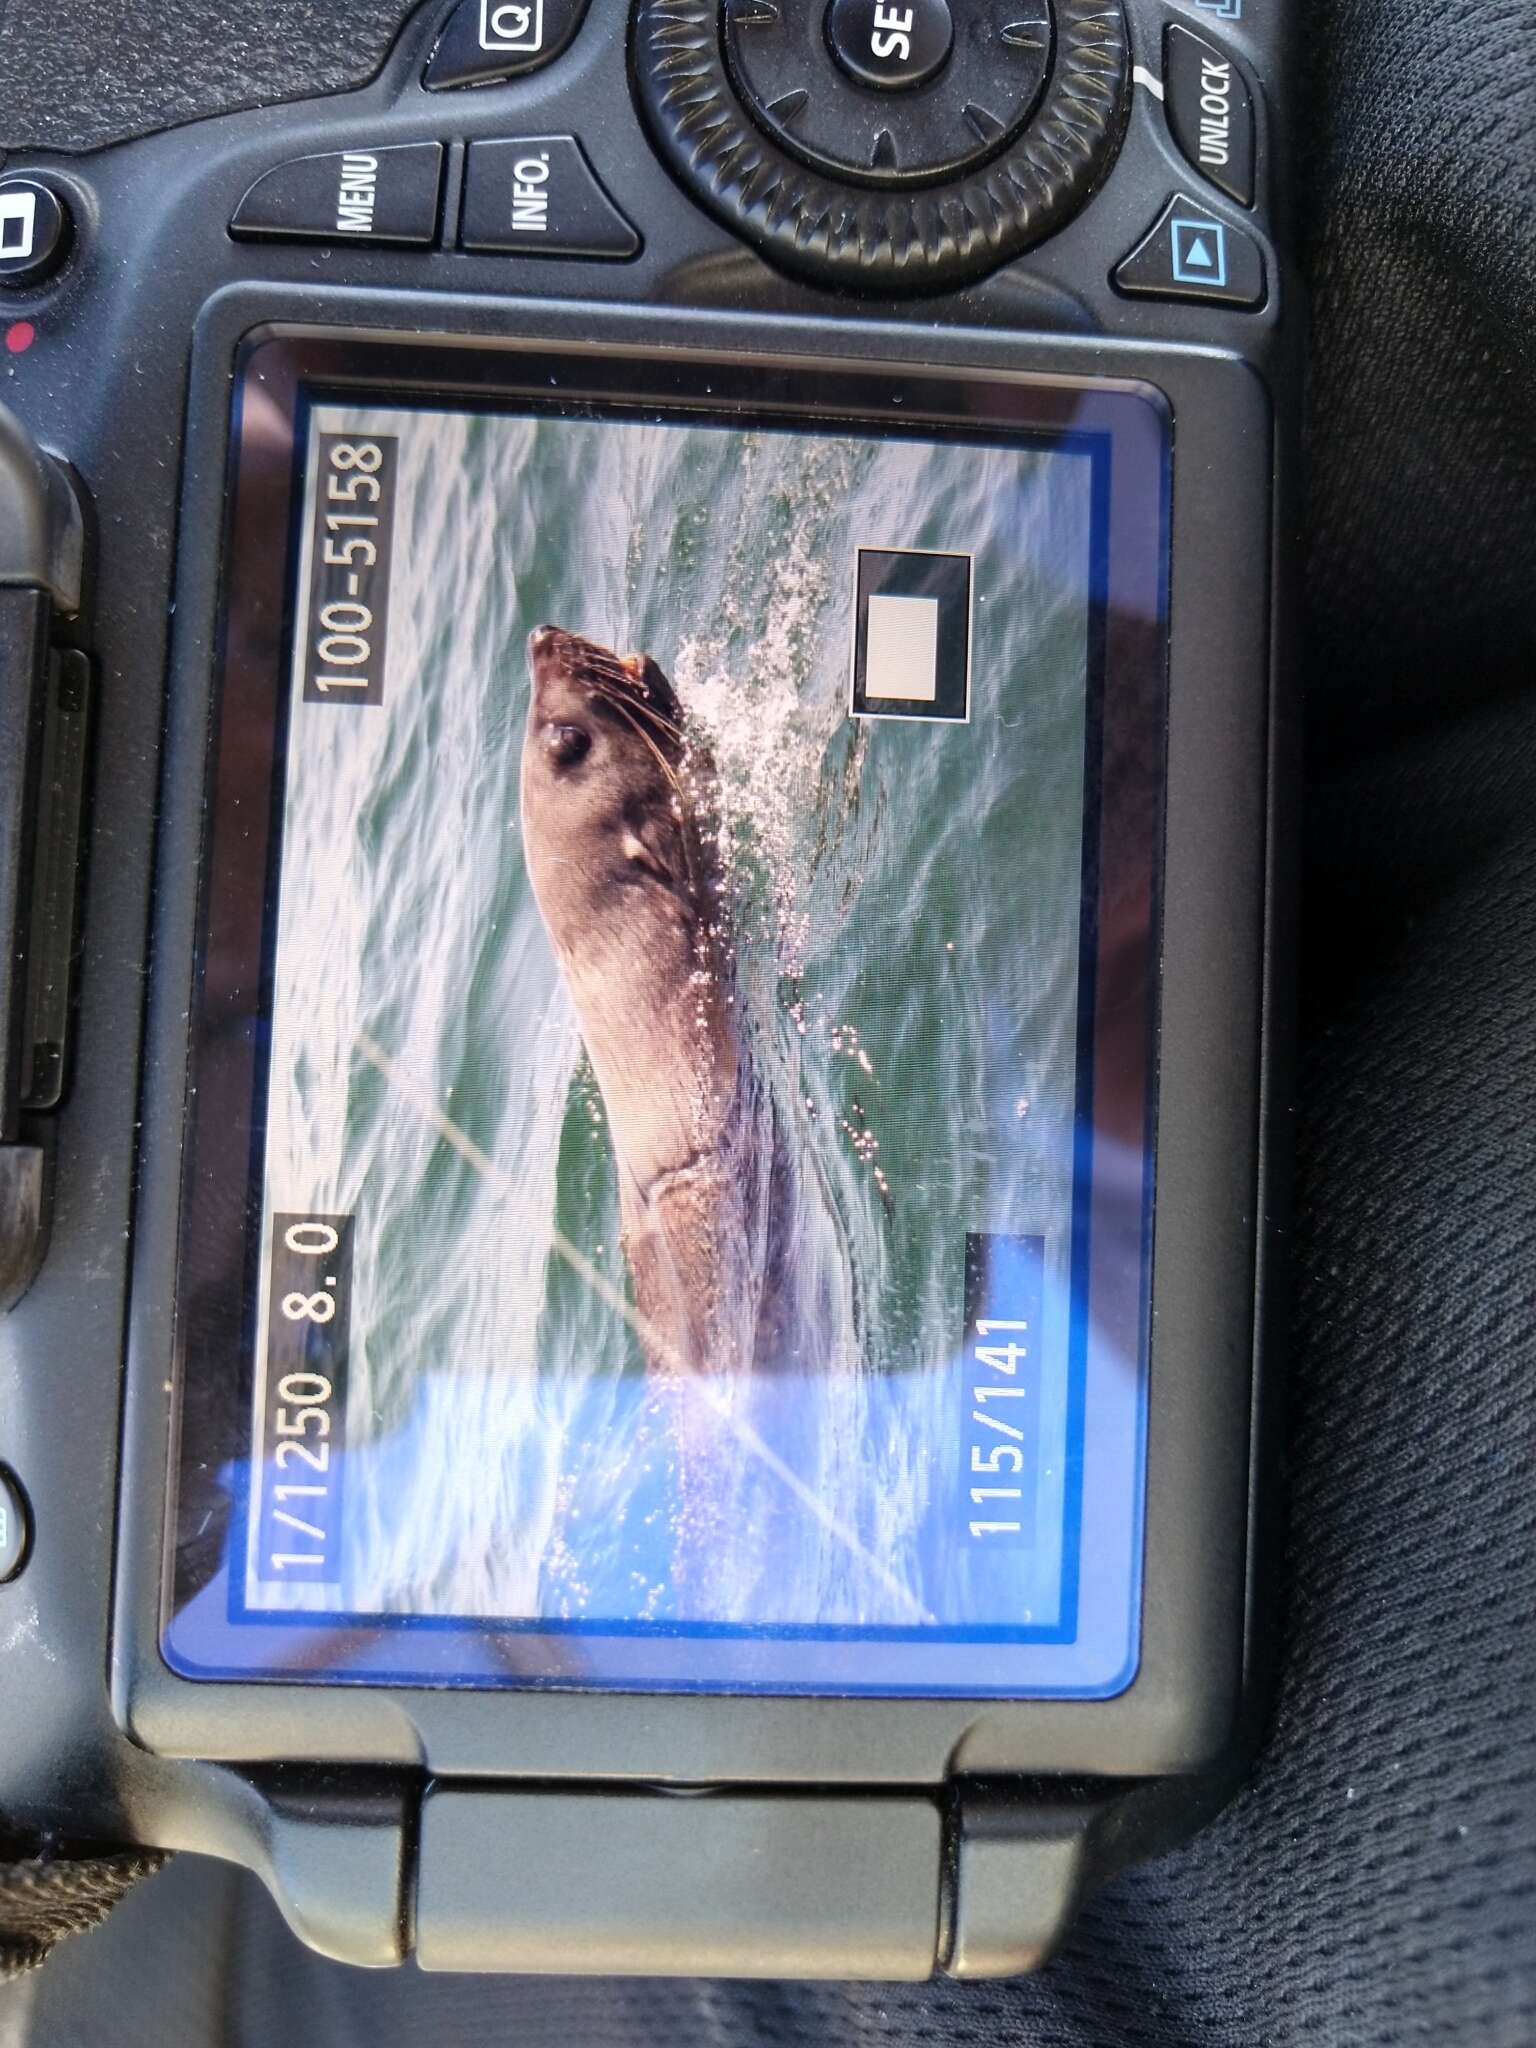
[521,625,774,1376]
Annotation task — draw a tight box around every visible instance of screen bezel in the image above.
[161,330,1168,1695]
[110,292,1273,1781]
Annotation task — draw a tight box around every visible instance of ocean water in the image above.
[252,400,1094,1644]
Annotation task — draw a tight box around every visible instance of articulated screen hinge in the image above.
[165,1772,1137,1980]
[403,1781,1119,1980]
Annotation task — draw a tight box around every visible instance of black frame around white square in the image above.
[849,546,974,723]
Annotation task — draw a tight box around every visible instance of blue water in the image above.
[252,401,1093,1645]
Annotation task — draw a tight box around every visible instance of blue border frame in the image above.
[162,339,1167,1699]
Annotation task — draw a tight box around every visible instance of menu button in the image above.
[231,143,445,246]
[336,154,382,234]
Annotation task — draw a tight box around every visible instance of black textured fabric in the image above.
[0,1849,167,1985]
[0,0,406,153]
[4,0,1536,2038]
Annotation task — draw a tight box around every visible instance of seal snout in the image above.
[527,625,581,719]
[527,624,610,694]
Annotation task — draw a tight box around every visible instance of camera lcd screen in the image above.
[165,336,1167,1696]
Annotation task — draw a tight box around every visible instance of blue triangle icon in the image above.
[1183,235,1215,270]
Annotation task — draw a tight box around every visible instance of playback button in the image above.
[459,138,640,259]
[0,178,71,287]
[0,1467,31,1584]
[1113,193,1265,308]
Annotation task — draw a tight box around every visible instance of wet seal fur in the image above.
[521,626,781,1375]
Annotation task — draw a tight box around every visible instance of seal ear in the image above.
[625,653,685,728]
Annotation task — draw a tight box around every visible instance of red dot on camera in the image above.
[5,322,36,355]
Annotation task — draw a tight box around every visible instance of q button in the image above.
[424,0,594,90]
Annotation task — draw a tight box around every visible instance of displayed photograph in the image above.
[236,394,1120,1688]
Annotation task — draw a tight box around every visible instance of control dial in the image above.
[633,0,1130,293]
[726,0,1051,185]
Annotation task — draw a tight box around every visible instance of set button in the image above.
[825,0,955,93]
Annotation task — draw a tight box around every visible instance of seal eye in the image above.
[544,722,591,769]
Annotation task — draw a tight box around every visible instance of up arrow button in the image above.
[1113,193,1265,309]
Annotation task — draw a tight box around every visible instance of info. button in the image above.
[459,138,640,259]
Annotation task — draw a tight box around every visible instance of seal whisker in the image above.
[586,673,687,749]
[594,689,688,799]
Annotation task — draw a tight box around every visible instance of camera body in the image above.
[0,0,1295,1977]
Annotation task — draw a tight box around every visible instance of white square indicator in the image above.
[0,191,37,260]
[864,592,940,702]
